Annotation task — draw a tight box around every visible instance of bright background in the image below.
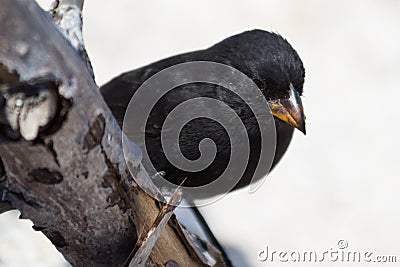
[1,0,400,266]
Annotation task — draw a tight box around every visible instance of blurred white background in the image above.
[1,0,400,266]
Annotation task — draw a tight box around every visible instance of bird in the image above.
[100,29,305,196]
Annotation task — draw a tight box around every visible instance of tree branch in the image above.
[0,1,227,266]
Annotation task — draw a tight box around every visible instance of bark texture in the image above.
[0,1,226,266]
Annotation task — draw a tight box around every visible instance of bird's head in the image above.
[208,29,306,134]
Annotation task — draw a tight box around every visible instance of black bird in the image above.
[100,29,305,196]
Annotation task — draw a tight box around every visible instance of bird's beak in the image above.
[268,84,306,134]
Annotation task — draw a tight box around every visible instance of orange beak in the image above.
[268,83,306,134]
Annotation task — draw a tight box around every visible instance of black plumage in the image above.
[100,29,305,194]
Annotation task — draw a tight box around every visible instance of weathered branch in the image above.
[128,189,180,267]
[50,0,94,78]
[0,1,227,266]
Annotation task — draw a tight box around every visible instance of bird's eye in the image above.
[252,78,265,89]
